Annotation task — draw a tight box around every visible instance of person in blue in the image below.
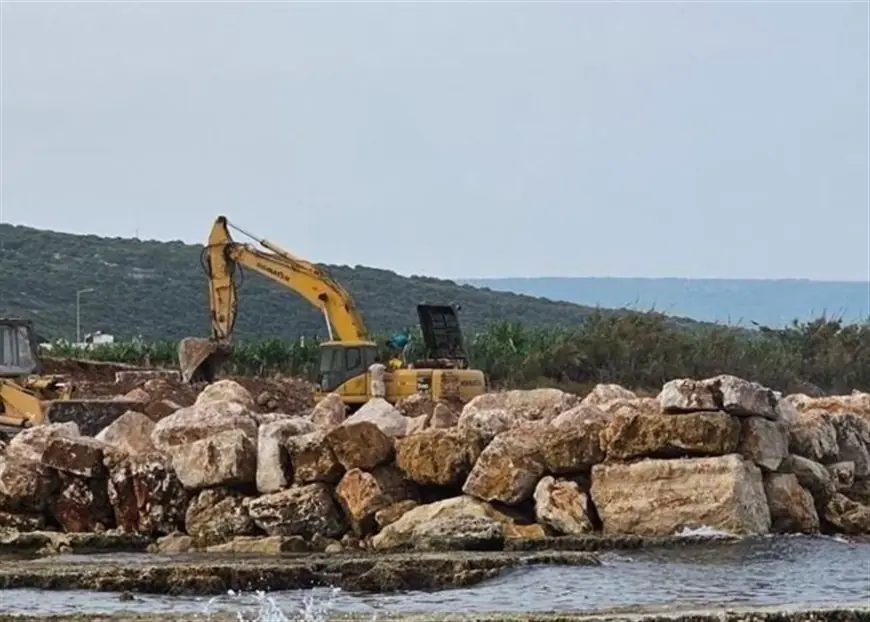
[386,329,412,369]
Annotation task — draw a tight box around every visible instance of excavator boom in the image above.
[180,216,371,382]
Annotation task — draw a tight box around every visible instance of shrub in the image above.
[40,314,870,395]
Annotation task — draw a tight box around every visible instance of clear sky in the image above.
[1,1,868,281]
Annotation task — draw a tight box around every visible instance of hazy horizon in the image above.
[2,2,868,281]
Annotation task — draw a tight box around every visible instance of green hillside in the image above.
[0,223,656,342]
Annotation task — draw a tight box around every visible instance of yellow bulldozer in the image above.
[178,215,488,408]
[0,318,147,435]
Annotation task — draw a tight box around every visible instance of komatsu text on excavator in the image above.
[178,216,487,407]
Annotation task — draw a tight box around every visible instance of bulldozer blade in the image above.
[44,399,149,437]
[178,337,230,384]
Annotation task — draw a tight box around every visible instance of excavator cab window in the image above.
[318,344,379,392]
[0,322,38,377]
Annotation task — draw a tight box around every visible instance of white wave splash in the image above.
[196,587,379,622]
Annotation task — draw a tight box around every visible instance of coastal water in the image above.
[0,534,867,619]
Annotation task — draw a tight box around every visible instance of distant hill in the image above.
[460,277,870,328]
[0,223,668,342]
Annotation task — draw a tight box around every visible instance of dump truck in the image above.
[178,215,487,409]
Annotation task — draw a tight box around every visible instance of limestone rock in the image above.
[287,431,344,485]
[171,429,257,490]
[326,421,393,470]
[411,514,505,551]
[602,411,740,461]
[738,416,789,472]
[534,476,595,535]
[41,436,109,478]
[405,414,429,435]
[0,456,58,513]
[780,455,836,506]
[0,511,45,532]
[827,462,855,491]
[151,401,257,452]
[706,374,778,420]
[371,495,537,550]
[844,479,870,506]
[343,398,408,438]
[429,403,459,429]
[335,466,416,535]
[185,489,257,543]
[828,413,870,478]
[541,420,606,474]
[601,397,661,416]
[107,453,189,535]
[396,393,438,420]
[823,493,870,534]
[205,535,308,554]
[310,393,346,431]
[194,379,255,410]
[95,411,157,456]
[551,404,610,428]
[375,500,418,529]
[6,422,79,464]
[395,428,482,487]
[256,418,313,494]
[590,454,771,536]
[763,473,819,534]
[49,474,114,533]
[462,424,546,505]
[788,410,840,463]
[580,384,637,408]
[459,389,579,442]
[246,484,346,539]
[658,379,718,413]
[123,388,151,402]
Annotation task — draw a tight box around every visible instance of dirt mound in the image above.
[228,376,316,416]
[40,357,140,383]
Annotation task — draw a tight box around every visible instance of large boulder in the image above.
[780,455,837,506]
[395,428,483,488]
[534,476,595,535]
[194,379,255,410]
[371,495,539,551]
[171,429,257,490]
[602,411,740,461]
[185,489,258,543]
[326,421,393,471]
[41,436,110,479]
[462,424,546,505]
[590,454,771,536]
[540,420,606,474]
[828,413,870,478]
[458,389,579,442]
[310,393,346,431]
[6,422,79,464]
[151,401,257,452]
[107,453,189,535]
[246,484,346,539]
[788,410,840,463]
[0,456,58,513]
[429,403,459,429]
[658,379,718,413]
[396,393,438,420]
[256,418,314,494]
[706,375,778,420]
[287,432,344,485]
[49,474,114,533]
[335,466,417,535]
[823,493,870,534]
[95,411,157,456]
[763,473,819,534]
[738,417,789,472]
[343,398,407,438]
[580,384,637,408]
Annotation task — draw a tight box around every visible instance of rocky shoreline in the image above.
[0,372,868,557]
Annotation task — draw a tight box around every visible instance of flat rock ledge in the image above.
[0,603,866,622]
[0,550,599,595]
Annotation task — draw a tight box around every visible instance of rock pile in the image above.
[0,374,867,554]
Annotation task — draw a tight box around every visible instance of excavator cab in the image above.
[0,319,40,378]
[317,340,379,393]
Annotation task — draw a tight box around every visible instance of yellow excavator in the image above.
[0,318,143,435]
[178,216,487,407]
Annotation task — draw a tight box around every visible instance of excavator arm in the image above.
[179,216,371,382]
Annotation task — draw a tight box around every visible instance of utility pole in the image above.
[76,288,94,343]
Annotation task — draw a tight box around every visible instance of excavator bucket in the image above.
[178,337,230,384]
